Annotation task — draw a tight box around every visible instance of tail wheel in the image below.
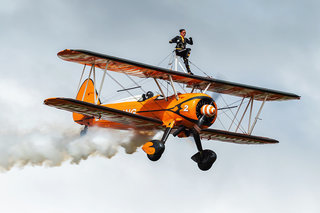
[80,126,88,136]
[142,140,165,161]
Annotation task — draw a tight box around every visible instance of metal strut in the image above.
[228,97,245,131]
[161,120,175,144]
[168,75,179,100]
[203,83,211,94]
[97,61,109,104]
[76,64,86,95]
[93,65,96,104]
[82,64,94,101]
[235,97,253,133]
[248,95,268,135]
[248,96,254,133]
[153,78,167,101]
[174,55,188,73]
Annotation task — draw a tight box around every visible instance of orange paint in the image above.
[63,77,219,135]
[142,142,156,155]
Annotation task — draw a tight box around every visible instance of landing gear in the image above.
[80,125,88,136]
[191,128,217,171]
[144,140,165,161]
[191,149,217,171]
[142,126,172,161]
[142,119,217,171]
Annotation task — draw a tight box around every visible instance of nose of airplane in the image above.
[200,104,216,117]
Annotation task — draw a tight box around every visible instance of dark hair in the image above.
[179,29,185,33]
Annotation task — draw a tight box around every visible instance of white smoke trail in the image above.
[0,126,157,172]
[0,79,159,172]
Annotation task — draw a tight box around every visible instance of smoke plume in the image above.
[0,79,158,172]
[0,126,157,172]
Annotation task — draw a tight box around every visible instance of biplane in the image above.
[44,49,300,171]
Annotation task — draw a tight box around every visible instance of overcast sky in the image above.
[0,0,319,213]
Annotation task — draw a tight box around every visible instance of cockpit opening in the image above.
[138,91,154,102]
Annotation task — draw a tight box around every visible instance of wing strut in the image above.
[97,61,108,104]
[93,64,96,104]
[168,75,179,100]
[228,97,245,131]
[82,64,94,101]
[235,97,253,133]
[203,83,211,94]
[248,95,254,132]
[153,78,167,101]
[77,64,86,95]
[227,95,268,135]
[248,95,267,134]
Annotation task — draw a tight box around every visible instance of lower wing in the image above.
[44,98,163,130]
[200,128,278,144]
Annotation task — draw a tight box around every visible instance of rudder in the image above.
[73,79,101,124]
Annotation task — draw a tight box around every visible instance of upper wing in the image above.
[200,128,278,144]
[58,49,300,101]
[44,98,163,130]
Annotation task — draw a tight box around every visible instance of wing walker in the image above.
[44,49,300,171]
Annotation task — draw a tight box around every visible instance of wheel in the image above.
[147,152,163,161]
[191,149,217,171]
[80,126,88,136]
[142,140,165,161]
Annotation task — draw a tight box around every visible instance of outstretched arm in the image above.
[169,36,180,44]
[187,37,193,45]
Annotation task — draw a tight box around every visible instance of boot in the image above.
[184,59,193,75]
[187,69,194,75]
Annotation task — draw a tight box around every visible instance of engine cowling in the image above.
[195,97,217,128]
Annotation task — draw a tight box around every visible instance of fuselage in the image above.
[86,93,218,130]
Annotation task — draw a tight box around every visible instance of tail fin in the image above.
[73,79,101,124]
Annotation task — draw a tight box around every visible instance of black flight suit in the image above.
[169,35,193,74]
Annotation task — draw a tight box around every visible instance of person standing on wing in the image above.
[169,29,194,75]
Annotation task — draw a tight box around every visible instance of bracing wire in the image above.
[102,50,247,133]
[217,117,227,131]
[158,50,253,134]
[105,72,139,101]
[189,60,212,78]
[122,71,147,94]
[216,98,249,133]
[157,51,175,66]
[220,95,247,133]
[108,69,178,122]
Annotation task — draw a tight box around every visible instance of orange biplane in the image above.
[44,49,300,171]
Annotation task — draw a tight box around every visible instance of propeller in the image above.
[194,100,216,132]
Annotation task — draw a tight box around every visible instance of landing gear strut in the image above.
[191,128,217,171]
[142,119,217,171]
[142,126,172,161]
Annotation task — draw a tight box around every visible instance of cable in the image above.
[110,70,180,122]
[189,60,212,78]
[157,51,175,66]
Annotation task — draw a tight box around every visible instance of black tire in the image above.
[147,152,163,161]
[146,140,165,162]
[197,149,217,171]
